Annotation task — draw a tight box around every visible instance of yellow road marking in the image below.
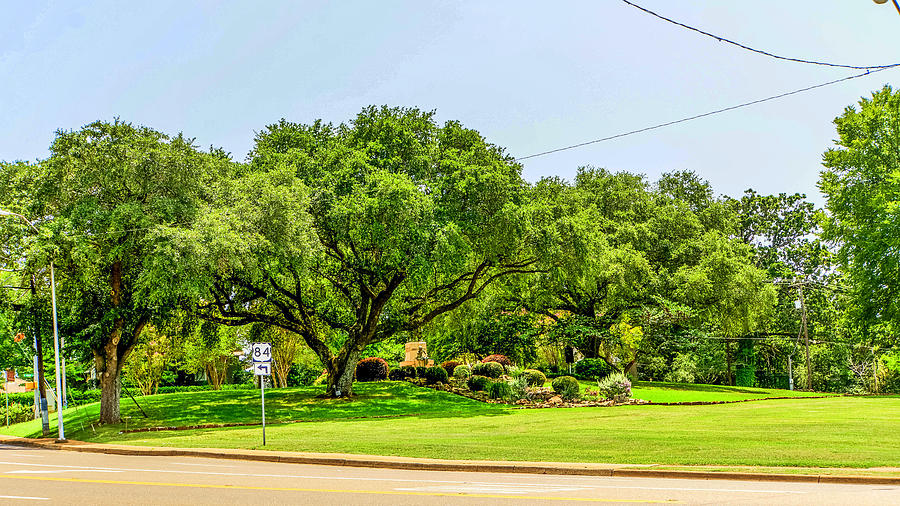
[0,474,682,503]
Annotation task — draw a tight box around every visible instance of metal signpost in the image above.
[251,342,271,446]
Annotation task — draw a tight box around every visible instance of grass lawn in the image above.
[631,381,831,403]
[3,382,896,469]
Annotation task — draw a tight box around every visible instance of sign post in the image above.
[251,342,271,446]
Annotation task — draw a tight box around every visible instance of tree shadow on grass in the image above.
[635,381,774,395]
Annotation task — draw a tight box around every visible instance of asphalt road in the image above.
[1,444,898,505]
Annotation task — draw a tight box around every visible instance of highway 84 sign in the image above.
[251,342,272,375]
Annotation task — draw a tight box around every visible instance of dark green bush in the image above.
[356,357,389,382]
[441,361,460,377]
[422,366,449,384]
[487,380,513,400]
[388,365,418,381]
[551,375,580,400]
[524,369,547,387]
[471,361,504,378]
[467,375,491,392]
[287,363,324,386]
[573,358,613,381]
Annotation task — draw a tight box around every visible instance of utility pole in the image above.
[797,283,812,390]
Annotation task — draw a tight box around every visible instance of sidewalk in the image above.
[2,434,899,485]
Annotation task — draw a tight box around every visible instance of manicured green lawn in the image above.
[3,382,895,469]
[630,381,831,403]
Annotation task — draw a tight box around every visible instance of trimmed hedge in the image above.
[524,369,546,387]
[467,375,491,392]
[471,361,504,378]
[356,357,389,382]
[551,375,580,400]
[422,366,449,384]
[452,365,472,379]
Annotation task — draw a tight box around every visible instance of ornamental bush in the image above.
[551,375,580,400]
[573,357,613,381]
[524,369,547,387]
[356,357,389,382]
[471,361,504,378]
[452,364,472,379]
[422,366,449,384]
[597,372,632,402]
[0,402,33,425]
[388,365,418,381]
[487,380,513,401]
[441,361,460,377]
[481,354,511,367]
[467,375,491,391]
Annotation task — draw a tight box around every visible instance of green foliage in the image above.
[573,358,613,381]
[452,364,472,380]
[597,372,632,401]
[422,365,449,384]
[355,357,389,382]
[467,375,491,392]
[287,362,324,387]
[551,375,580,400]
[1,402,33,425]
[486,380,513,401]
[524,369,546,387]
[471,361,504,378]
[820,85,900,340]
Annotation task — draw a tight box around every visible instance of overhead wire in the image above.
[621,0,900,70]
[515,66,899,161]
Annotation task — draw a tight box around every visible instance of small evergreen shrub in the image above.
[1,402,34,425]
[467,375,491,392]
[355,357,389,382]
[452,364,472,379]
[508,376,529,400]
[487,380,513,400]
[597,372,632,402]
[482,354,511,367]
[573,358,613,381]
[422,366,449,384]
[524,369,547,387]
[388,365,417,381]
[507,366,523,378]
[472,361,504,378]
[551,375,580,400]
[441,361,460,377]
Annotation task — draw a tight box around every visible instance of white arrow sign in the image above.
[254,363,271,376]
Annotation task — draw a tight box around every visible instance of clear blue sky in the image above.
[2,1,898,204]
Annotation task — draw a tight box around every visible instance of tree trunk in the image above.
[97,320,125,424]
[325,347,363,397]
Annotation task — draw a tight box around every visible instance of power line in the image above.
[622,0,900,70]
[515,66,899,162]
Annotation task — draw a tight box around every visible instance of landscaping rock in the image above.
[548,395,563,405]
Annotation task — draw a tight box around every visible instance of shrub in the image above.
[472,361,504,378]
[487,380,513,401]
[388,365,418,381]
[355,357,389,382]
[452,364,472,379]
[1,402,34,425]
[597,372,632,402]
[422,366,449,384]
[551,375,580,400]
[482,354,511,367]
[524,369,547,387]
[467,375,491,392]
[441,361,460,377]
[507,366,523,379]
[508,376,529,401]
[573,358,613,381]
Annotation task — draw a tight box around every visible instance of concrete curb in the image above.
[2,435,899,485]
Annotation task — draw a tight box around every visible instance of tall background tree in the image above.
[27,120,229,423]
[154,107,544,397]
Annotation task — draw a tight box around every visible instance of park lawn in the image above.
[0,382,508,440]
[3,382,897,469]
[631,381,832,403]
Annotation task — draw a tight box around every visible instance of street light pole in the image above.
[0,209,65,441]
